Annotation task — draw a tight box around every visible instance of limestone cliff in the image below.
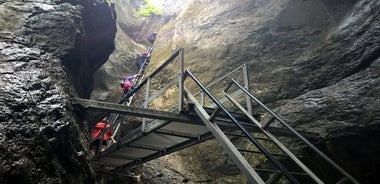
[1,0,378,183]
[0,0,116,183]
[135,0,379,183]
[91,0,162,99]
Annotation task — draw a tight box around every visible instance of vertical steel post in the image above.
[142,77,151,132]
[200,91,205,106]
[178,48,184,112]
[243,64,252,115]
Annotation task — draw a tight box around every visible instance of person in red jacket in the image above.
[90,118,116,156]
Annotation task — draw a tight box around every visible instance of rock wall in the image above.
[91,0,161,102]
[0,0,116,183]
[139,0,379,183]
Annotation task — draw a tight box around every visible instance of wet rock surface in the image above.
[133,0,380,183]
[91,0,159,102]
[1,0,378,183]
[0,42,93,184]
[0,0,116,183]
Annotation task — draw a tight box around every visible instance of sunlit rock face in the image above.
[91,0,160,102]
[130,0,379,183]
[0,0,116,183]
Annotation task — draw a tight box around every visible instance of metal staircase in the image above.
[72,48,360,184]
[106,46,154,142]
[182,70,360,184]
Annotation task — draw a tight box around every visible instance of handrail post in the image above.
[200,91,205,106]
[142,77,151,132]
[242,64,252,115]
[178,48,184,112]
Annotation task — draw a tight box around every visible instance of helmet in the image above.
[123,83,132,90]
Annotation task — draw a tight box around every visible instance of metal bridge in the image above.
[72,49,360,184]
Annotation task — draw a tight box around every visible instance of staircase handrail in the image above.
[192,64,246,98]
[184,70,300,184]
[224,79,360,184]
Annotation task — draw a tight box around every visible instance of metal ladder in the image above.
[104,46,155,148]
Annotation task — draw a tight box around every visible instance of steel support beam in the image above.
[179,48,184,112]
[154,129,199,139]
[72,98,199,123]
[185,87,265,184]
[242,64,252,115]
[106,154,139,161]
[142,77,151,132]
[122,131,214,169]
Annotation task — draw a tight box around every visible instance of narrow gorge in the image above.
[0,0,379,184]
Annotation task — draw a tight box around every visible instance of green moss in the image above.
[135,0,163,17]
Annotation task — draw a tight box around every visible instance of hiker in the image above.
[147,32,157,44]
[135,51,150,71]
[120,74,140,95]
[90,118,116,156]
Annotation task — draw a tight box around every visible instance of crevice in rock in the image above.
[318,0,359,23]
[61,1,116,98]
[344,46,380,79]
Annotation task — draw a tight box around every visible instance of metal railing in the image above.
[192,64,251,113]
[224,79,360,184]
[90,46,360,184]
[184,70,300,184]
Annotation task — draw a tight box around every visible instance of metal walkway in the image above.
[72,49,360,184]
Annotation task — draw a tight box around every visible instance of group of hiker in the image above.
[121,32,156,97]
[90,32,157,156]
